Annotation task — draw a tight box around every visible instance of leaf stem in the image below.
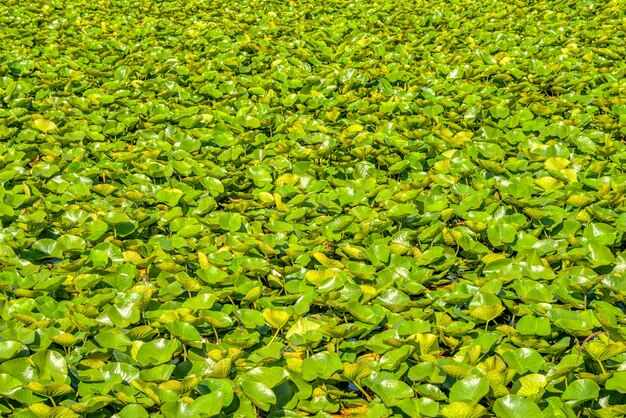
[576,331,606,365]
[268,328,281,346]
[353,381,372,402]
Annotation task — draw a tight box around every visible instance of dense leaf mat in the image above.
[1,0,626,416]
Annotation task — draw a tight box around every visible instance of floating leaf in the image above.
[515,374,547,397]
[494,395,543,418]
[449,376,490,404]
[240,381,276,411]
[32,119,58,133]
[301,352,343,381]
[440,402,487,418]
[502,348,545,374]
[135,339,180,367]
[561,379,600,402]
[262,309,290,330]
